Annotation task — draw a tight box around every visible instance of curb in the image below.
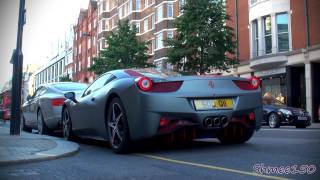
[0,139,80,166]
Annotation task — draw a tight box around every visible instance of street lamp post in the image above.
[10,0,26,135]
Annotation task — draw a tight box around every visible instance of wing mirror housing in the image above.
[64,92,78,103]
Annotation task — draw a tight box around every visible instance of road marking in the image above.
[136,154,291,180]
[261,128,320,132]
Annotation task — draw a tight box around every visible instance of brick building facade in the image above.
[73,0,98,83]
[97,0,184,73]
[226,0,320,121]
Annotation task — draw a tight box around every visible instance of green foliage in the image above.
[89,20,152,75]
[166,0,237,74]
[59,75,72,82]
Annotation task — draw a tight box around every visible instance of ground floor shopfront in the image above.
[233,47,320,122]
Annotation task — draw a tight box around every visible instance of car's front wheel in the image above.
[62,107,75,140]
[107,97,131,154]
[268,113,280,128]
[217,123,254,144]
[21,113,32,133]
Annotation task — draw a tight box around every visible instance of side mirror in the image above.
[64,92,78,103]
[27,95,32,101]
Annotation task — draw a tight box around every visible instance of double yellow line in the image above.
[136,154,291,180]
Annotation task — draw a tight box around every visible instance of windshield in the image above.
[53,83,87,92]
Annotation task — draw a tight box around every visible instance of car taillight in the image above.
[233,80,258,90]
[151,81,183,92]
[51,98,66,106]
[136,77,183,92]
[137,77,153,91]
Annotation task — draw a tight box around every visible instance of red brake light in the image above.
[151,81,183,92]
[136,77,183,92]
[137,77,153,91]
[249,112,255,121]
[51,98,66,106]
[233,80,257,90]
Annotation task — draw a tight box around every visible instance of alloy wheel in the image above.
[62,108,71,140]
[268,113,279,128]
[108,103,125,149]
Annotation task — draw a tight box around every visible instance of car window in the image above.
[83,74,113,97]
[32,87,43,99]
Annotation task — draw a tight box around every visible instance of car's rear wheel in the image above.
[37,110,50,135]
[268,113,280,128]
[21,113,32,133]
[107,97,131,154]
[217,123,254,144]
[62,107,75,140]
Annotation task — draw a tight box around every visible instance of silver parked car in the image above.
[21,82,87,134]
[62,69,262,153]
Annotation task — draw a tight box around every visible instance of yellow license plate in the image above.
[194,99,234,110]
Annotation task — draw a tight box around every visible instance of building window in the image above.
[79,44,81,54]
[135,22,140,33]
[151,39,155,54]
[251,0,258,5]
[152,14,155,29]
[156,5,163,22]
[156,32,163,50]
[87,57,91,68]
[179,0,185,12]
[144,18,149,32]
[136,0,141,10]
[252,20,259,57]
[167,31,174,39]
[102,0,107,11]
[167,3,173,18]
[88,23,91,32]
[264,16,272,54]
[88,38,91,49]
[277,13,289,52]
[101,19,106,31]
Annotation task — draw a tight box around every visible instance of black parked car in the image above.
[262,98,311,128]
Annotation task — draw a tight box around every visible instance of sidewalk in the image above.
[0,121,79,166]
[310,122,320,129]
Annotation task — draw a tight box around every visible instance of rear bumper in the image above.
[125,91,262,141]
[43,106,63,129]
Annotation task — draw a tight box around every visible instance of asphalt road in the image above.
[0,125,319,180]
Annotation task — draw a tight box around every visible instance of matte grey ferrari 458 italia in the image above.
[21,82,87,134]
[62,69,262,153]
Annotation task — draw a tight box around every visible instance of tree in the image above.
[89,20,152,75]
[59,75,72,82]
[166,0,237,74]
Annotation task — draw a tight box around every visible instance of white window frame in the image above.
[156,5,163,22]
[144,18,149,32]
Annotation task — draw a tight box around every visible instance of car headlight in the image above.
[279,109,293,116]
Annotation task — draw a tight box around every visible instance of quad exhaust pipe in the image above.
[204,116,229,128]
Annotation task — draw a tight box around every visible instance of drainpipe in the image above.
[235,0,239,61]
[304,0,310,48]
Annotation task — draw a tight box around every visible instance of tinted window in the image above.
[53,83,87,92]
[83,74,112,96]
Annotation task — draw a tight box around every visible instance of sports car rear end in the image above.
[121,73,262,141]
